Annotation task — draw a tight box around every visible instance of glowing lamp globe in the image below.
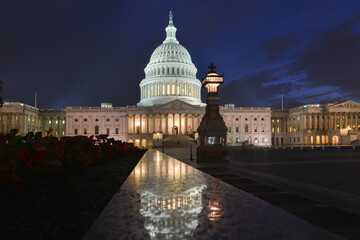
[202,63,223,94]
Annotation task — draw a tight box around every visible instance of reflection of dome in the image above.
[137,11,204,107]
[140,185,206,240]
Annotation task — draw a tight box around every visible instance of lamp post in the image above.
[196,63,228,162]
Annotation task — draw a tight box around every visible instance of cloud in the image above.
[261,35,296,60]
[221,13,360,108]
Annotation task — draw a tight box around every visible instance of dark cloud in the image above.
[291,14,360,98]
[221,13,360,108]
[261,35,296,60]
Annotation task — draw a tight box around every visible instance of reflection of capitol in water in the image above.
[130,151,207,239]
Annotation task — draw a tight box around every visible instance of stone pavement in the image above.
[84,149,343,240]
[162,146,360,239]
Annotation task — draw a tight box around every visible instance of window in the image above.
[95,126,99,134]
[228,127,231,133]
[236,127,239,132]
[106,128,110,135]
[245,124,249,132]
[254,118,257,121]
[115,118,119,122]
[115,128,119,134]
[106,118,110,122]
[245,118,248,121]
[95,118,99,122]
[235,118,239,121]
[74,118,78,122]
[84,118,87,122]
[236,138,240,143]
[261,118,264,121]
[74,129,78,135]
[84,129,87,134]
[62,120,65,124]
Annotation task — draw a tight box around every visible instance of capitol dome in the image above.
[137,11,204,107]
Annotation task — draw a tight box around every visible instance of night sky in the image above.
[1,0,360,109]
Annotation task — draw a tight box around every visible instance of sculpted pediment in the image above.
[153,100,200,110]
[330,101,360,109]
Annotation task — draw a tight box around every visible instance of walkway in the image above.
[84,149,342,240]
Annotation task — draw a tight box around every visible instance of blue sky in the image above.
[1,0,360,109]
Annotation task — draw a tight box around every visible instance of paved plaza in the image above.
[163,146,360,239]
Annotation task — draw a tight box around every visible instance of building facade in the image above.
[1,12,359,147]
[271,101,360,146]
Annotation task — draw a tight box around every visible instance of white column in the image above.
[133,115,135,135]
[173,113,175,134]
[166,114,168,134]
[192,114,195,133]
[146,115,149,134]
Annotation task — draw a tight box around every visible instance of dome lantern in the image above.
[164,11,179,44]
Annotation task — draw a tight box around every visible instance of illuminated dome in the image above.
[138,11,204,107]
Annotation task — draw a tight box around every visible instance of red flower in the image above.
[15,149,30,161]
[11,174,20,185]
[25,159,32,166]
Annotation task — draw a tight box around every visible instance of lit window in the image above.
[56,120,58,124]
[49,120,51,124]
[62,130,65,136]
[62,120,65,124]
[277,119,279,122]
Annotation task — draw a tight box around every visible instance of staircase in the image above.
[162,134,196,148]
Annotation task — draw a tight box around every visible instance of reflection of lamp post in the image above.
[197,63,228,162]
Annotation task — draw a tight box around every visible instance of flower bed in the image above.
[0,129,140,186]
[0,129,145,240]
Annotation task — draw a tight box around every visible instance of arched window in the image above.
[245,124,249,133]
[95,126,99,135]
[181,68,184,75]
[172,67,174,74]
[177,68,179,74]
[167,67,169,74]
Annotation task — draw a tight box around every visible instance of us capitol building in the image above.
[1,12,360,147]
